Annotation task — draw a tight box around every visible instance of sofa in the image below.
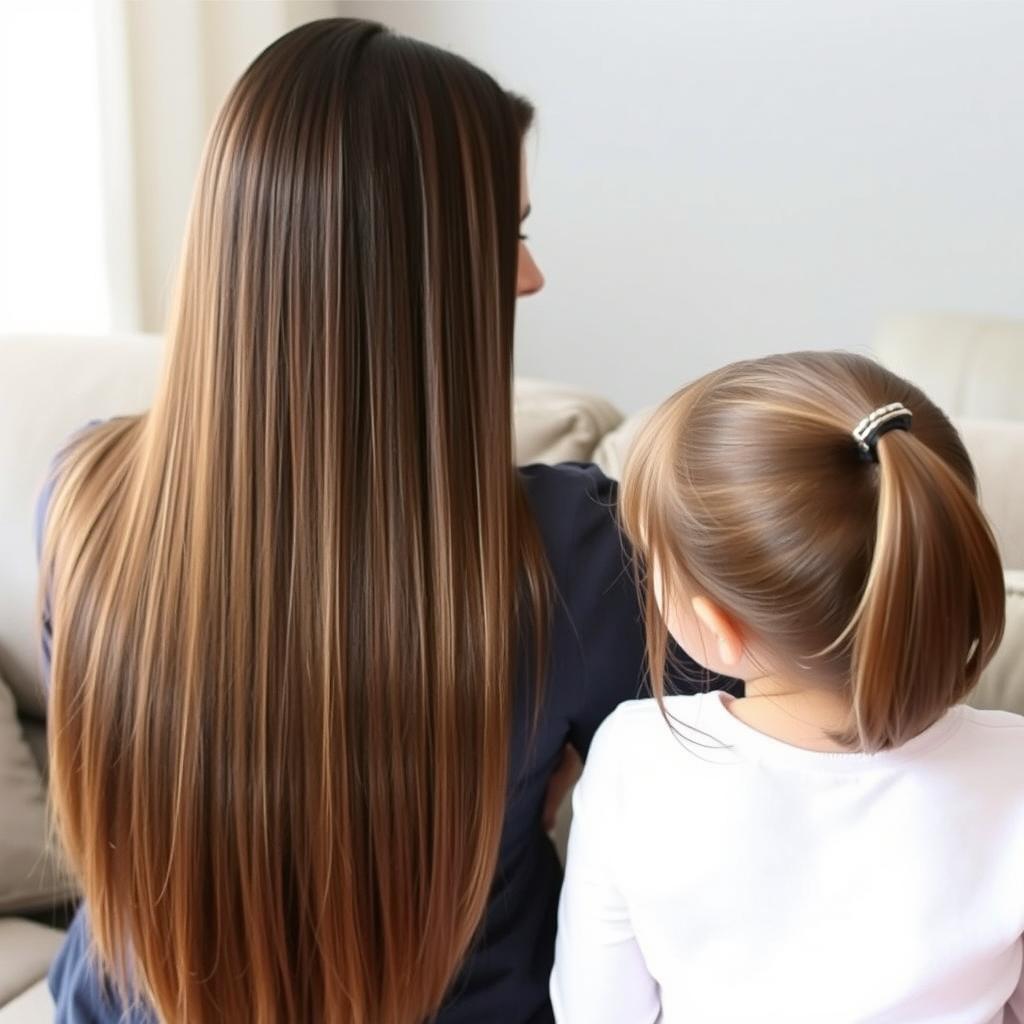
[1,313,1022,1020]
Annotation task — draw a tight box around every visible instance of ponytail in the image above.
[850,429,1006,751]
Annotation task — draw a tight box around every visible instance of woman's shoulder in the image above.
[517,463,647,755]
[35,419,111,552]
[518,460,615,511]
[518,461,619,577]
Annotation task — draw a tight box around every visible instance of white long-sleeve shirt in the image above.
[552,692,1024,1024]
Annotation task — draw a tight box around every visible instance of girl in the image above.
[552,351,1023,1023]
[38,18,731,1024]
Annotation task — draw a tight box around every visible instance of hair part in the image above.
[621,350,1005,752]
[43,18,546,1023]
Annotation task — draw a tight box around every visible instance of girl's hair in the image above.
[621,351,1005,752]
[42,19,548,1024]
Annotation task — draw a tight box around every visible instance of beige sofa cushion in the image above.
[0,674,73,915]
[514,377,622,465]
[591,407,649,482]
[0,919,63,1007]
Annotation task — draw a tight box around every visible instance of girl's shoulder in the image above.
[571,696,717,844]
[586,694,714,774]
[950,704,1024,774]
[956,704,1024,733]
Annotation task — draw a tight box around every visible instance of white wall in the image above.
[345,0,1024,412]
[0,2,109,334]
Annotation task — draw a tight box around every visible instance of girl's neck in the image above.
[728,676,856,753]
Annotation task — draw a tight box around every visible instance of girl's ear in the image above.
[691,596,746,669]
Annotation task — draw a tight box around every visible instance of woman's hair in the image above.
[621,351,1005,752]
[42,19,548,1023]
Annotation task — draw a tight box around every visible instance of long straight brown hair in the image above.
[42,19,548,1023]
[622,351,1005,752]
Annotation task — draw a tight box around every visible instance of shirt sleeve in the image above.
[35,460,60,687]
[35,421,103,690]
[550,709,660,1024]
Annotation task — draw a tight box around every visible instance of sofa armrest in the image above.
[0,978,55,1021]
[970,572,1024,716]
[874,313,1024,421]
[955,419,1024,571]
[0,919,63,1008]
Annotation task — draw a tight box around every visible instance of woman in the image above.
[40,19,727,1023]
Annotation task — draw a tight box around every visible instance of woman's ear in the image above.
[690,596,746,669]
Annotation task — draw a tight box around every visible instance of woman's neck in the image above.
[727,676,857,753]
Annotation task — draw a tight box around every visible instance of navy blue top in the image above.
[41,460,734,1023]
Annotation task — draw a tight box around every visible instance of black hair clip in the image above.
[852,403,913,462]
